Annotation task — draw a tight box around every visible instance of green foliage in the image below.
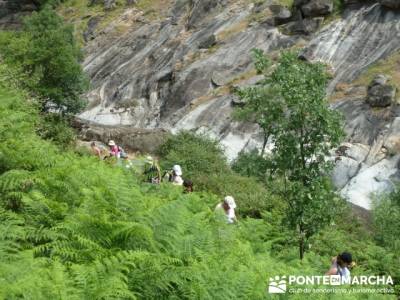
[0,86,397,298]
[236,50,345,259]
[158,131,229,177]
[36,114,76,148]
[333,0,344,15]
[232,149,270,180]
[0,6,88,115]
[251,48,271,74]
[158,131,283,217]
[373,192,400,252]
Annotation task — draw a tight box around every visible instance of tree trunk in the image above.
[299,224,305,260]
[299,233,305,260]
[260,131,269,156]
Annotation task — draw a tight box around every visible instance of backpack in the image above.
[118,146,128,159]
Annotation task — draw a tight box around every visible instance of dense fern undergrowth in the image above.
[0,83,398,299]
[0,84,399,299]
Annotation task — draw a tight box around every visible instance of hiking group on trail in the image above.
[90,139,239,224]
[89,139,355,276]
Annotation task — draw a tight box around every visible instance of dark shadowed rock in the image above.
[0,0,38,29]
[343,0,363,8]
[366,75,396,108]
[268,4,292,25]
[380,0,400,9]
[301,0,333,17]
[198,34,216,49]
[84,16,101,42]
[282,17,323,35]
[231,96,247,107]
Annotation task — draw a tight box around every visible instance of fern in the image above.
[0,86,397,299]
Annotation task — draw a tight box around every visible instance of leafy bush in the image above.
[232,149,270,180]
[36,114,76,148]
[0,6,88,115]
[373,192,400,252]
[158,131,229,176]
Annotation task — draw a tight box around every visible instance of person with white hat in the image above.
[108,140,120,158]
[171,164,184,186]
[215,196,237,224]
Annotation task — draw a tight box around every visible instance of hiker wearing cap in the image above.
[108,140,120,158]
[143,156,161,184]
[215,196,237,224]
[326,252,354,282]
[183,179,193,193]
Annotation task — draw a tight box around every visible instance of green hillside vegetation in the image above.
[0,85,397,298]
[0,3,398,299]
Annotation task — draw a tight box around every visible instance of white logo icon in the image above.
[330,275,341,286]
[268,276,287,293]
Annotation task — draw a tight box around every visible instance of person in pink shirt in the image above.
[108,140,120,158]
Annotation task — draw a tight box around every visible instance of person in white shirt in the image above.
[215,196,237,224]
[171,165,184,186]
[326,252,354,282]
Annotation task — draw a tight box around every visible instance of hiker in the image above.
[91,141,102,159]
[108,140,120,158]
[215,196,237,224]
[326,252,354,282]
[183,179,193,193]
[118,145,128,159]
[171,165,184,185]
[143,156,161,184]
[163,165,184,185]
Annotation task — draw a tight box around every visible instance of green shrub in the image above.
[36,114,76,148]
[0,7,88,115]
[373,192,400,252]
[158,131,229,176]
[194,172,285,218]
[232,149,270,181]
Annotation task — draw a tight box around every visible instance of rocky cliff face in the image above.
[67,0,400,209]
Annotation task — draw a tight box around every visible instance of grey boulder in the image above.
[268,4,292,26]
[301,0,333,17]
[366,75,396,108]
